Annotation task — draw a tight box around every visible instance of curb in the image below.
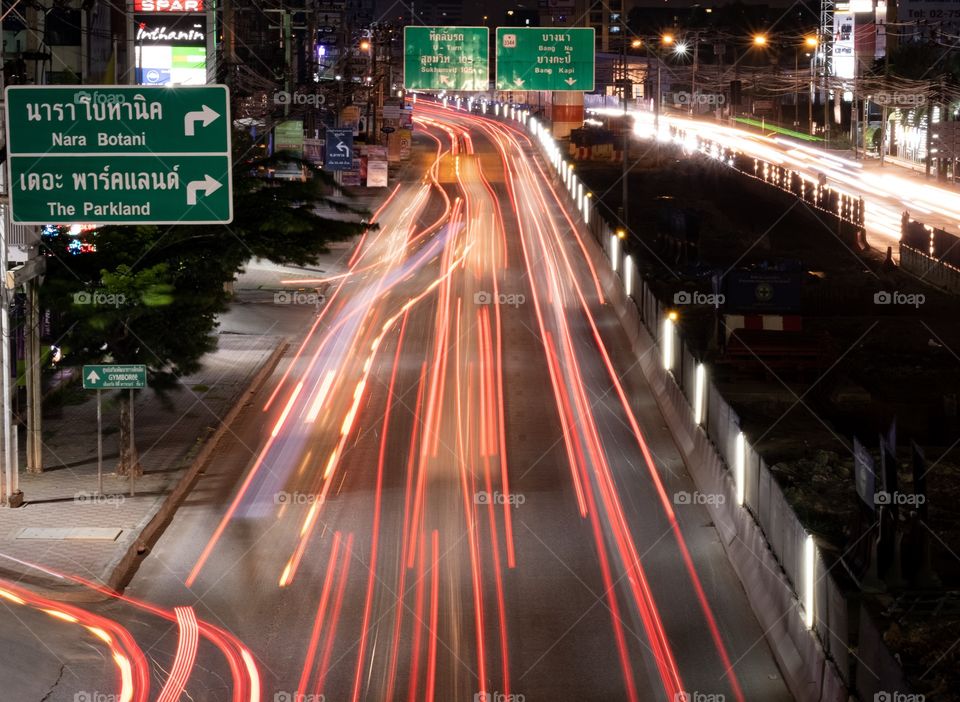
[15,338,289,602]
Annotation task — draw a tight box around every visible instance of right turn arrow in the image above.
[186,175,223,206]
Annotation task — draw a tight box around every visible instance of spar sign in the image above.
[135,0,203,10]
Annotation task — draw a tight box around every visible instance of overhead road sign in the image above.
[495,27,595,91]
[83,364,147,390]
[4,85,232,225]
[403,26,489,91]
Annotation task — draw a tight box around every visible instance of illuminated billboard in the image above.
[135,0,204,10]
[134,13,206,85]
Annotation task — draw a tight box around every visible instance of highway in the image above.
[2,103,793,701]
[596,106,960,249]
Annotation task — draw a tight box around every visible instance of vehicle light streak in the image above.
[295,531,343,698]
[350,312,409,702]
[1,555,261,702]
[156,606,200,702]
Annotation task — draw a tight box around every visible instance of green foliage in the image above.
[42,126,371,388]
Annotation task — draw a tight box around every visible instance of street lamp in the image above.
[753,34,767,46]
[799,37,818,131]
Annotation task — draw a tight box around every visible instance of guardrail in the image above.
[499,105,918,702]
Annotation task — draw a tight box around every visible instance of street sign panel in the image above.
[495,27,595,91]
[324,127,354,171]
[83,364,147,390]
[404,26,489,91]
[4,84,232,225]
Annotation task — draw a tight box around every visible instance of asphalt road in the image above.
[2,104,795,702]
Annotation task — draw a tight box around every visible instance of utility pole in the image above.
[25,250,41,476]
[690,32,699,116]
[0,4,23,507]
[620,19,629,230]
[284,10,292,118]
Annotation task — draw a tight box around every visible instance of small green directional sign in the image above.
[4,84,233,225]
[83,364,147,390]
[495,27,595,91]
[404,26,489,91]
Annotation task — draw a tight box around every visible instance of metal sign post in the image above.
[97,389,103,495]
[83,365,146,496]
[129,389,135,497]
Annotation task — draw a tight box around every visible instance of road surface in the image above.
[2,103,794,702]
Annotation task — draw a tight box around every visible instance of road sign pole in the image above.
[97,390,103,496]
[129,389,135,497]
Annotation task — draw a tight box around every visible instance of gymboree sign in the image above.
[134,0,203,10]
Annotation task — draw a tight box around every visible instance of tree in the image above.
[41,132,371,475]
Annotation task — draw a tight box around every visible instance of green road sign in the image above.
[404,26,489,91]
[4,85,233,225]
[83,364,147,390]
[495,27,595,91]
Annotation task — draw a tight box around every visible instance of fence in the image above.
[901,216,960,293]
[506,106,916,701]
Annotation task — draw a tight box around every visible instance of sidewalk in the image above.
[0,304,287,597]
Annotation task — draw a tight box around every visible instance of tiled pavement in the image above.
[0,329,284,593]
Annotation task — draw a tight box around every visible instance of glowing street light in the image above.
[662,33,674,45]
[359,40,371,51]
[804,36,818,48]
[753,34,768,46]
[631,39,643,49]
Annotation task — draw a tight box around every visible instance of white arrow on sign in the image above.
[514,78,525,87]
[86,370,101,384]
[184,105,221,136]
[186,175,223,205]
[438,75,452,86]
[564,77,577,86]
[336,140,350,156]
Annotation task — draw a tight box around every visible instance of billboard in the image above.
[135,13,206,85]
[367,160,388,187]
[833,11,856,79]
[275,120,304,158]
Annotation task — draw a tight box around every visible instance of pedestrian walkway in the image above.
[0,312,285,595]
